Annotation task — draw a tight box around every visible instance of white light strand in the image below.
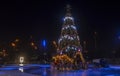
[77,36,80,40]
[62,25,76,30]
[71,25,76,30]
[66,46,78,51]
[58,35,77,43]
[64,17,74,21]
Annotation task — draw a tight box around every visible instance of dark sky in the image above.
[0,0,120,53]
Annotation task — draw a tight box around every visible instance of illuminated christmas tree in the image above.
[58,5,85,62]
[52,5,86,70]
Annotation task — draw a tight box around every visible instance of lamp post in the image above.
[19,56,24,72]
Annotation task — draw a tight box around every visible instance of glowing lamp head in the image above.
[20,57,24,63]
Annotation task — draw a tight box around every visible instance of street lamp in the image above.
[19,56,24,66]
[19,56,24,72]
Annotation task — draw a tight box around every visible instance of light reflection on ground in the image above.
[0,64,120,76]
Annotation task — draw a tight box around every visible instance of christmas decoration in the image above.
[52,5,87,70]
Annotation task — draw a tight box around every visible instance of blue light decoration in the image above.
[42,39,47,48]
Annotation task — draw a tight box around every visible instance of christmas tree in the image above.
[58,5,85,62]
[52,5,86,70]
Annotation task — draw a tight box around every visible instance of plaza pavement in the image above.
[0,70,39,76]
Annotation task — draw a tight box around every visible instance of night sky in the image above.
[0,0,120,57]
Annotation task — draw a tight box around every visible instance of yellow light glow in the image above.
[15,39,19,42]
[53,41,56,44]
[11,43,16,47]
[31,42,34,46]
